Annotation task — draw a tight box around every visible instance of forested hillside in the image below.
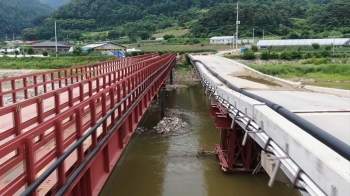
[39,0,70,8]
[19,0,350,41]
[0,0,52,40]
[191,0,350,39]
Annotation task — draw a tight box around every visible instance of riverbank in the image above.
[165,55,200,91]
[239,59,350,90]
[0,55,116,70]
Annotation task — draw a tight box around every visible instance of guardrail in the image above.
[0,54,162,147]
[0,53,175,195]
[191,58,350,162]
[0,53,158,107]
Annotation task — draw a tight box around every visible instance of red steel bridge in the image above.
[0,53,176,196]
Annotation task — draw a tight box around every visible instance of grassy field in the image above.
[152,28,189,38]
[248,63,350,81]
[0,56,116,69]
[126,43,230,52]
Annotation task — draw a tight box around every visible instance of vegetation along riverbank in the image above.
[0,55,116,70]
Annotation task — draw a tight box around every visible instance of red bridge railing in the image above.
[0,53,158,107]
[0,53,175,196]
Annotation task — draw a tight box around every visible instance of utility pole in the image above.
[55,20,58,57]
[263,29,265,40]
[253,28,255,43]
[235,2,239,51]
[232,33,235,51]
[333,35,335,55]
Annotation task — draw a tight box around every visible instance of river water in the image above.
[100,84,299,196]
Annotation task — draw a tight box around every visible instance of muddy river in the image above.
[100,84,299,196]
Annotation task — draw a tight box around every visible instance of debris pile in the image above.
[153,117,188,134]
[165,84,188,91]
[135,127,147,134]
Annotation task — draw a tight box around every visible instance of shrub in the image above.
[320,50,331,57]
[251,45,258,52]
[290,50,302,59]
[260,50,270,60]
[304,52,313,59]
[192,38,201,44]
[269,52,280,59]
[302,57,332,65]
[242,51,256,60]
[163,34,175,40]
[280,51,292,60]
[325,46,332,51]
[312,43,320,50]
[313,51,321,58]
[42,50,48,56]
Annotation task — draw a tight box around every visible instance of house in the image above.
[82,42,126,52]
[31,41,73,55]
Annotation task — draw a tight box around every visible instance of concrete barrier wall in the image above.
[193,60,222,89]
[304,85,350,98]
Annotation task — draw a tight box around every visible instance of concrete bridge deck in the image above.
[192,55,350,145]
[190,55,350,196]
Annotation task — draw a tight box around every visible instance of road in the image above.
[191,55,350,145]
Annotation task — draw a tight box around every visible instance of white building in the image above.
[210,36,257,44]
[126,48,141,52]
[257,38,350,49]
[155,38,164,41]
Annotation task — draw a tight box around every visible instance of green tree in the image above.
[260,50,270,60]
[164,34,175,40]
[108,30,120,39]
[127,31,138,43]
[251,45,258,52]
[27,47,35,55]
[242,51,256,60]
[22,28,38,40]
[139,32,151,40]
[73,46,83,56]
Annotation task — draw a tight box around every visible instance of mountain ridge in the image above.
[39,0,70,9]
[0,0,52,40]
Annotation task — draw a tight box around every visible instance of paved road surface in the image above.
[192,55,350,145]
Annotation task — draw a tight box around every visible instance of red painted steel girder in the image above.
[0,53,158,107]
[210,103,261,173]
[0,53,176,196]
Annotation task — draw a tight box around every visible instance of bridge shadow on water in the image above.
[100,84,300,196]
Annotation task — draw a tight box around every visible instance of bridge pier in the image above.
[160,88,165,118]
[169,68,173,85]
[211,102,261,173]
